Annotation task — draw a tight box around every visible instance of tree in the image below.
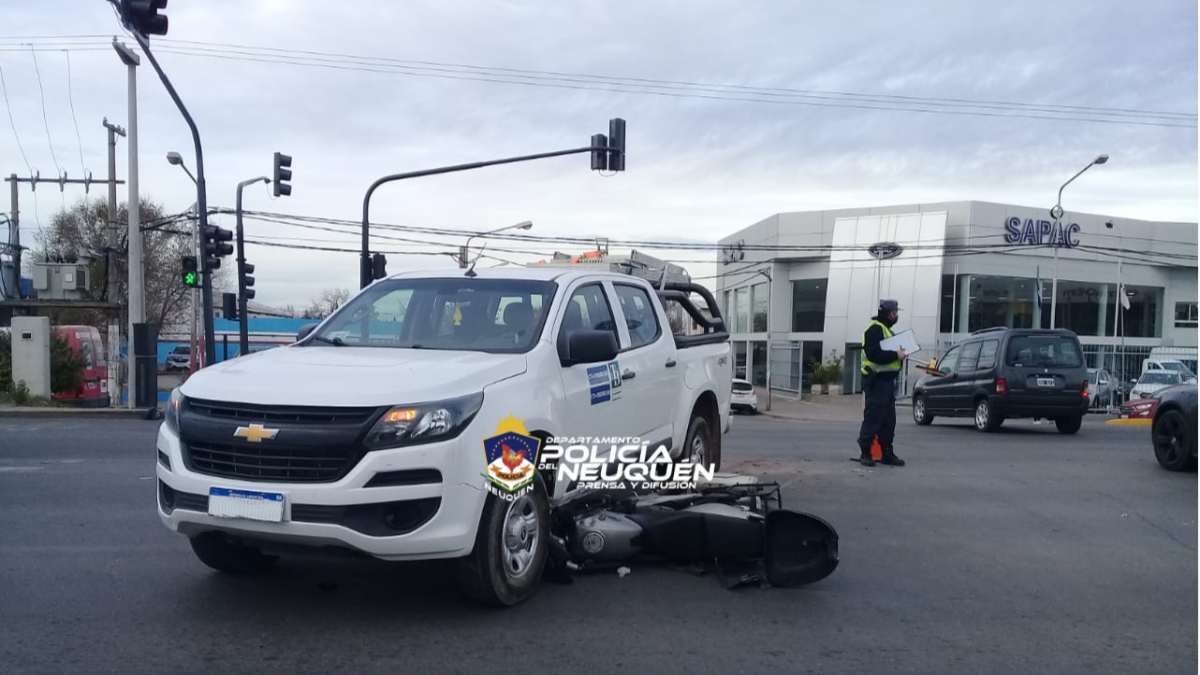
[302,288,351,319]
[33,197,228,332]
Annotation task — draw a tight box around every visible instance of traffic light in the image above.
[181,256,199,287]
[607,118,626,172]
[273,152,293,197]
[202,225,233,270]
[371,253,387,280]
[120,0,169,37]
[222,292,238,321]
[241,262,256,300]
[590,134,608,171]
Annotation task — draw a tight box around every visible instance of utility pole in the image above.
[7,175,16,298]
[103,117,127,407]
[114,41,143,407]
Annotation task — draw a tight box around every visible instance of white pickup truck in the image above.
[156,268,732,605]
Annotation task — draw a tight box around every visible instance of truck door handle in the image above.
[622,369,637,380]
[665,359,677,368]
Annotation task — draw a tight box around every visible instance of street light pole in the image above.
[1049,154,1108,329]
[461,221,533,269]
[236,177,269,356]
[167,154,199,374]
[751,267,773,411]
[113,41,141,409]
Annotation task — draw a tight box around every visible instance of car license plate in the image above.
[1036,377,1056,387]
[208,487,285,522]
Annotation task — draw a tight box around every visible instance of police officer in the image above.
[858,299,907,467]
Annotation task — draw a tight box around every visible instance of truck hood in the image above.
[179,346,527,407]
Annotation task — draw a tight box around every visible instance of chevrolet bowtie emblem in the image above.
[233,424,279,443]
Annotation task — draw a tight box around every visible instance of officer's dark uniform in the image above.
[857,300,906,467]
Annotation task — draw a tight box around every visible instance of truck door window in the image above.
[957,341,982,373]
[559,284,618,346]
[613,284,661,349]
[977,340,999,370]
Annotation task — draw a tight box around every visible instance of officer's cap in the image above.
[879,299,900,313]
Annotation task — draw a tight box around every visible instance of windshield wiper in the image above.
[309,335,346,347]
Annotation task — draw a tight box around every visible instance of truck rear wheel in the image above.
[188,532,279,574]
[684,413,721,471]
[456,486,549,607]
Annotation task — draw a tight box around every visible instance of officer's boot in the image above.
[880,449,905,467]
[858,447,875,467]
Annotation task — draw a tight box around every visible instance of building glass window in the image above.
[940,275,955,333]
[751,341,767,387]
[734,341,748,379]
[1036,281,1164,338]
[967,276,1036,332]
[751,283,768,333]
[801,341,822,390]
[734,287,750,334]
[723,290,732,323]
[791,279,827,332]
[1174,302,1197,328]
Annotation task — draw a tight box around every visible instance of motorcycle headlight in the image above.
[165,388,184,435]
[364,392,484,450]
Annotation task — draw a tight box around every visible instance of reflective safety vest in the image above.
[861,320,902,375]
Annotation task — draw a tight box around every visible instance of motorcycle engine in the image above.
[568,510,643,562]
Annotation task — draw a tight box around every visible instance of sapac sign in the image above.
[1004,216,1081,248]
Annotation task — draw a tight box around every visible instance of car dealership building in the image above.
[715,200,1198,395]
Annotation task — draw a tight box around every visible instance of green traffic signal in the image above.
[184,271,198,286]
[181,256,199,287]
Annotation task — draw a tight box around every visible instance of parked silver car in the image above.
[1087,368,1118,408]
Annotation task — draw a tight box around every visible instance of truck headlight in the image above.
[364,393,484,449]
[165,388,184,435]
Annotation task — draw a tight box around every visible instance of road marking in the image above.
[1104,415,1152,425]
[0,466,45,473]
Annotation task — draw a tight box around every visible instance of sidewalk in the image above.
[0,404,161,419]
[756,393,871,423]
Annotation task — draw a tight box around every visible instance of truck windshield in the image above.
[1005,335,1083,368]
[310,278,557,353]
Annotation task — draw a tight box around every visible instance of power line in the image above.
[0,63,31,172]
[146,45,1194,129]
[5,37,1185,129]
[27,46,61,178]
[63,50,86,177]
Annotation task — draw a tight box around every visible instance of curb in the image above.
[0,407,162,420]
[1104,418,1153,426]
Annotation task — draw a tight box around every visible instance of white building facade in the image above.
[716,201,1198,394]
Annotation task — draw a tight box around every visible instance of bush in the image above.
[50,331,86,395]
[809,360,828,386]
[10,380,30,405]
[0,331,10,393]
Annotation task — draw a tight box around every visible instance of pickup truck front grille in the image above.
[184,440,360,482]
[186,398,379,426]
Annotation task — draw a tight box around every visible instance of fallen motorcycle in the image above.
[546,474,839,589]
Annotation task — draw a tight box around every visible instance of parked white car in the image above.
[156,268,732,606]
[1130,371,1186,400]
[731,378,759,414]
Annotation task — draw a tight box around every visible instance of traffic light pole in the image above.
[235,177,268,356]
[131,31,217,367]
[360,144,604,289]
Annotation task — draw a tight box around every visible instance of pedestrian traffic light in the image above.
[202,225,233,269]
[120,0,169,37]
[222,292,238,321]
[273,152,292,197]
[371,253,387,280]
[181,255,199,287]
[240,262,256,300]
[607,118,626,172]
[590,134,608,171]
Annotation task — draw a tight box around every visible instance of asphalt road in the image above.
[1,414,1194,674]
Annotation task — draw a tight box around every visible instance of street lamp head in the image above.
[1094,154,1109,165]
[166,152,184,166]
[516,221,534,231]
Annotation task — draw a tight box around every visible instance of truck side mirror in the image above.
[297,323,319,342]
[560,329,619,366]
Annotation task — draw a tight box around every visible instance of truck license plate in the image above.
[1036,377,1056,387]
[208,487,284,522]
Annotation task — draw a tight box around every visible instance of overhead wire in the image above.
[27,46,61,178]
[64,50,87,177]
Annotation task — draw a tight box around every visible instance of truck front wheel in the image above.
[456,486,549,607]
[684,413,721,471]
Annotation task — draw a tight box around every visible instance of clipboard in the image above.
[879,329,921,355]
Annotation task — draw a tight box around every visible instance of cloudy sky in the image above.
[1,0,1196,307]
